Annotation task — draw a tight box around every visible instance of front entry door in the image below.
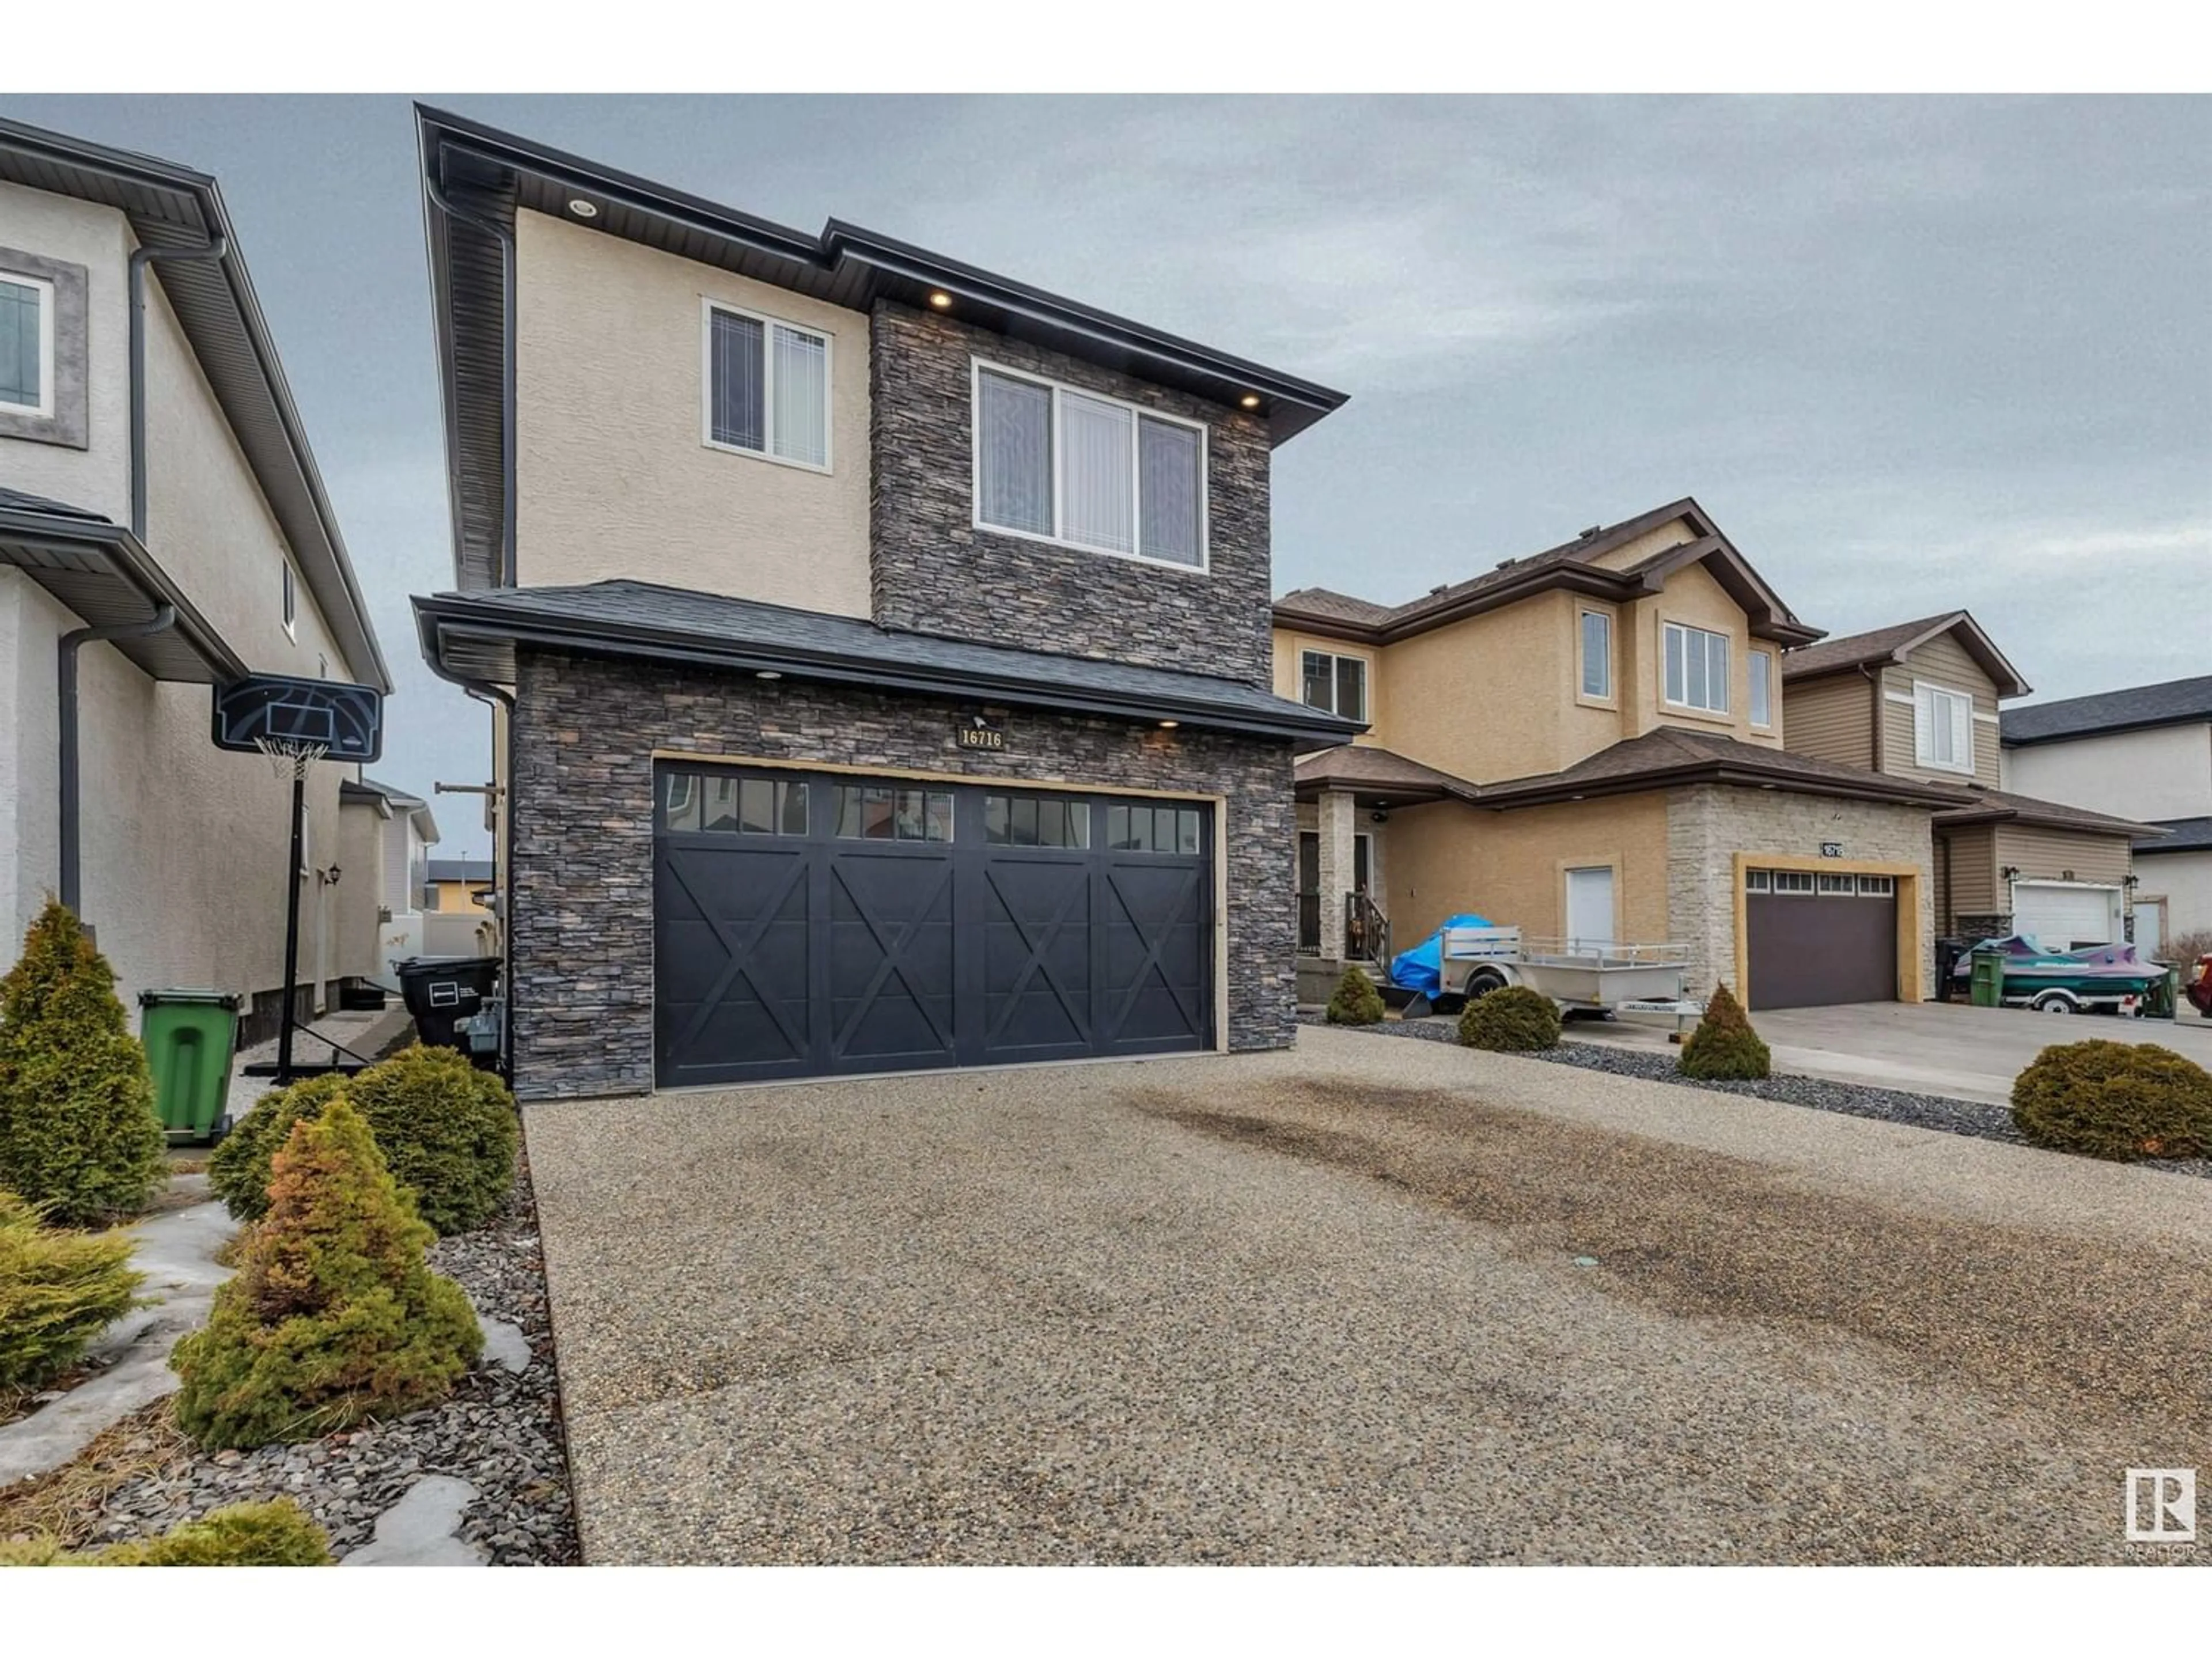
[1565,866,1615,950]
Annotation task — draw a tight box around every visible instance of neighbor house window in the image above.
[281,562,296,638]
[703,301,831,469]
[1579,609,1613,699]
[0,272,54,417]
[1748,649,1773,727]
[1914,683,1974,773]
[972,361,1206,569]
[1299,650,1368,721]
[1662,622,1730,714]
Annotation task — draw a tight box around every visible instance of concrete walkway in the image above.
[526,1029,2212,1565]
[1571,997,2212,1105]
[0,1175,235,1486]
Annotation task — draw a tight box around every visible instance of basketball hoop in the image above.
[253,736,330,781]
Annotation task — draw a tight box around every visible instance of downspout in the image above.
[424,166,517,587]
[423,650,517,1084]
[56,233,228,918]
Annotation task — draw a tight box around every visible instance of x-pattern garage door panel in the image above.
[653,767,1214,1085]
[656,843,815,1085]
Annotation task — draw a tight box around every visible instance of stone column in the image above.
[1316,789,1358,963]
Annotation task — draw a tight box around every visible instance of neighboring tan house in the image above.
[409,107,1355,1099]
[0,118,391,1039]
[1781,612,2163,953]
[1999,675,2212,955]
[339,775,439,986]
[1275,499,1963,1012]
[426,856,494,914]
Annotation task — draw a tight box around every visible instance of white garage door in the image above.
[2012,882,2121,950]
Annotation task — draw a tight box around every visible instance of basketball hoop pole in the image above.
[277,763,306,1084]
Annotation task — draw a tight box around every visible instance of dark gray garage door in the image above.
[653,765,1214,1087]
[1745,869,1899,1009]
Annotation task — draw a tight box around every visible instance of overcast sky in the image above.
[9,95,2207,856]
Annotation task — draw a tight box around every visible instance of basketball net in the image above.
[254,736,330,781]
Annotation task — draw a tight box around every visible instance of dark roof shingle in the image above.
[2001,676,2212,745]
[1479,726,1967,808]
[2138,816,2212,855]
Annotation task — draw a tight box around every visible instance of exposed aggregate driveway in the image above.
[525,1027,2212,1565]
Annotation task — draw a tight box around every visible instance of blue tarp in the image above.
[1389,913,1494,997]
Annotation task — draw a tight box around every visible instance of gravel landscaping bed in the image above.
[75,1151,579,1565]
[1298,1012,2212,1180]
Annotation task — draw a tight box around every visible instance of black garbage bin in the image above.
[394,956,502,1054]
[1933,937,1968,1001]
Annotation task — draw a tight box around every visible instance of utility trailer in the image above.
[1431,926,1697,1019]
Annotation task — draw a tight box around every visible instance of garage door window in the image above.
[1817,873,1855,896]
[660,771,809,836]
[1745,869,1771,893]
[1770,870,1815,895]
[1858,876,1895,897]
[1109,804,1203,855]
[834,784,955,842]
[984,794,1090,847]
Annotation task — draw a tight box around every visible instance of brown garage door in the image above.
[1745,870,1898,1009]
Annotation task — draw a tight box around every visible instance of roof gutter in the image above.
[416,601,1362,747]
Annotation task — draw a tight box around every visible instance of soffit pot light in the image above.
[568,199,599,219]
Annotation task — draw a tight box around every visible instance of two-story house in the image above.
[1781,612,2164,954]
[1998,676,2212,954]
[1277,499,1964,1011]
[0,118,391,1038]
[407,108,1357,1099]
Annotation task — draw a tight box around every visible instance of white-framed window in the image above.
[1300,649,1368,721]
[0,270,55,418]
[1858,875,1895,897]
[1914,682,1975,773]
[1817,873,1856,896]
[1771,870,1816,895]
[1662,621,1730,714]
[1579,609,1613,700]
[281,561,296,638]
[1749,649,1773,728]
[1744,869,1772,893]
[971,359,1207,570]
[701,299,832,471]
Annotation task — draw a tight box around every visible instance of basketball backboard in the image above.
[211,673,384,763]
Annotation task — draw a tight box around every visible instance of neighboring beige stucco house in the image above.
[1998,676,2212,955]
[1781,612,2162,955]
[0,118,391,1038]
[1276,499,1963,1011]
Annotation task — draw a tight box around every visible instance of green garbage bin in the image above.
[138,989,243,1144]
[1968,949,2008,1009]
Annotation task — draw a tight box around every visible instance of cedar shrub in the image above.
[0,899,166,1226]
[210,1044,516,1236]
[2010,1039,2212,1163]
[1458,984,1562,1052]
[0,1500,329,1566]
[1679,983,1772,1081]
[1324,965,1386,1026]
[172,1097,480,1450]
[0,1190,144,1393]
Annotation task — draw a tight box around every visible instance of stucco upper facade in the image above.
[1,130,388,1029]
[2002,721,2212,825]
[1272,510,1790,785]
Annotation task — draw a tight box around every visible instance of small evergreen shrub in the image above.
[172,1098,481,1450]
[1679,984,1771,1081]
[1457,984,1561,1051]
[0,1501,329,1566]
[210,1044,516,1236]
[0,1191,144,1393]
[2010,1039,2212,1162]
[1324,965,1386,1026]
[0,899,166,1226]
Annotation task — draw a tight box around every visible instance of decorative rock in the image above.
[477,1313,532,1375]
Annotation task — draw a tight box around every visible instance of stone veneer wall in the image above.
[509,649,1300,1100]
[1665,784,1937,997]
[868,300,1275,687]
